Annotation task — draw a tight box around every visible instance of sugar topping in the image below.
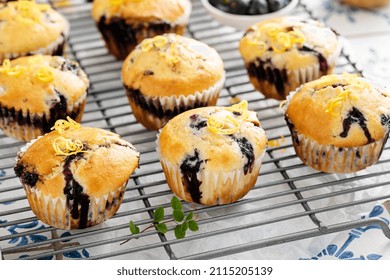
[207,100,250,135]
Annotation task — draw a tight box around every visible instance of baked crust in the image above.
[122,34,224,97]
[92,0,191,24]
[0,1,69,56]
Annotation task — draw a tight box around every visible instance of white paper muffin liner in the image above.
[0,29,69,62]
[23,183,126,230]
[0,92,87,142]
[287,118,389,173]
[156,133,265,205]
[127,73,225,130]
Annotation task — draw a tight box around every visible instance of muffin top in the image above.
[0,55,89,114]
[158,101,267,174]
[0,1,69,57]
[15,118,140,198]
[239,17,340,71]
[122,34,225,97]
[283,73,390,147]
[92,0,191,23]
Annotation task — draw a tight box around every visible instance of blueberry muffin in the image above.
[341,0,390,8]
[122,33,225,130]
[0,55,89,141]
[282,73,390,173]
[15,117,140,229]
[239,16,341,100]
[92,0,191,60]
[0,1,69,62]
[157,101,267,205]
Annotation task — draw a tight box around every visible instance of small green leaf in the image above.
[154,207,165,223]
[188,220,199,232]
[174,224,186,239]
[155,223,168,234]
[186,211,194,221]
[171,196,182,211]
[173,210,185,222]
[129,221,140,234]
[181,221,189,232]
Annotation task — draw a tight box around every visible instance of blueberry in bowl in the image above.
[201,0,298,30]
[209,0,291,15]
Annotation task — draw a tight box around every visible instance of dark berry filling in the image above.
[60,59,80,76]
[381,114,390,128]
[63,154,90,229]
[143,70,154,76]
[285,116,299,144]
[299,46,329,74]
[231,136,255,175]
[189,114,207,130]
[247,59,288,96]
[179,149,203,204]
[340,107,373,144]
[14,164,39,187]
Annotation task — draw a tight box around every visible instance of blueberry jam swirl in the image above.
[14,164,39,187]
[179,149,204,203]
[340,107,373,144]
[231,136,255,175]
[62,154,90,229]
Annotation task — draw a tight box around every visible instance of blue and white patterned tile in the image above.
[302,0,390,37]
[303,204,390,260]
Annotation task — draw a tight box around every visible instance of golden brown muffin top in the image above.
[15,118,140,198]
[0,1,69,56]
[158,101,267,173]
[239,17,340,70]
[284,73,390,147]
[0,55,89,114]
[122,34,225,97]
[92,0,191,23]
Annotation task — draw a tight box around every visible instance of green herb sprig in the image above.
[123,197,198,244]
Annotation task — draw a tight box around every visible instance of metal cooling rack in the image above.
[1,0,390,260]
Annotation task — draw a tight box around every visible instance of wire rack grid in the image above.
[0,0,390,260]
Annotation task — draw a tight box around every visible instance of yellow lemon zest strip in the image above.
[207,115,240,135]
[288,30,306,44]
[36,66,55,83]
[109,0,125,6]
[0,59,26,77]
[207,101,252,135]
[226,100,249,120]
[325,90,359,116]
[268,135,285,148]
[51,116,81,134]
[154,35,168,48]
[52,136,86,156]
